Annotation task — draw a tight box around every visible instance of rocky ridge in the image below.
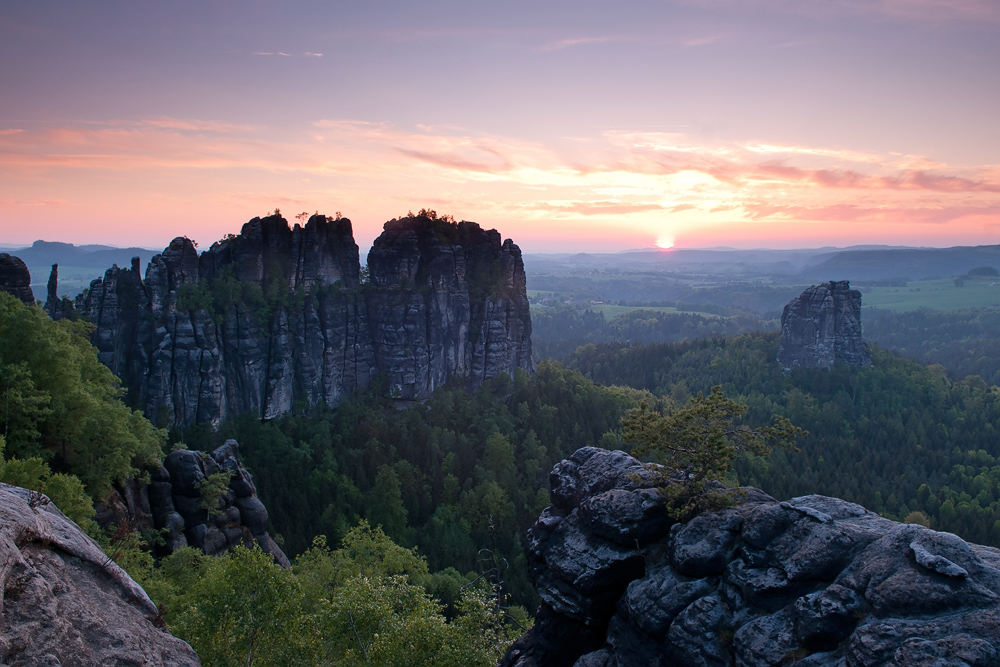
[777,281,871,370]
[61,213,532,425]
[502,447,1000,667]
[0,483,200,666]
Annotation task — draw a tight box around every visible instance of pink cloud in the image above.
[539,36,619,51]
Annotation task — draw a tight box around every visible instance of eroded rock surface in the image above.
[96,439,289,565]
[501,447,1000,667]
[0,254,35,306]
[777,280,871,370]
[0,483,200,666]
[66,214,532,426]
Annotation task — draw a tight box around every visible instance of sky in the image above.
[1,0,998,254]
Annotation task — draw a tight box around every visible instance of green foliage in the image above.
[197,470,234,518]
[623,386,803,517]
[295,522,430,602]
[864,307,1000,385]
[319,575,514,666]
[196,362,646,610]
[0,452,95,527]
[531,304,771,361]
[169,546,320,667]
[564,333,1000,547]
[0,293,165,496]
[137,524,516,667]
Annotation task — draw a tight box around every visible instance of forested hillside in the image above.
[531,304,774,360]
[566,334,1000,547]
[173,364,648,609]
[865,307,1000,384]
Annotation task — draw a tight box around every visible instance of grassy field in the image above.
[860,278,1000,312]
[587,304,683,317]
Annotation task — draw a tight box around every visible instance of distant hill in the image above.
[5,240,163,301]
[798,245,1000,282]
[523,245,914,277]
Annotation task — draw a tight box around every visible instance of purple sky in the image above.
[2,0,998,253]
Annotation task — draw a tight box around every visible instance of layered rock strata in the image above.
[502,447,1000,667]
[777,281,871,370]
[96,439,289,564]
[0,483,200,666]
[69,214,532,426]
[367,218,532,399]
[0,254,34,306]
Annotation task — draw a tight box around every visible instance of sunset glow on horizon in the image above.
[2,1,998,254]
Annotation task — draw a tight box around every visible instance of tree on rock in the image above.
[622,385,804,517]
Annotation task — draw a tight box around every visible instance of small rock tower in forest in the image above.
[777,280,872,370]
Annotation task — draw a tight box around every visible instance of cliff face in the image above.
[0,483,200,666]
[70,214,532,426]
[503,447,1000,667]
[777,280,871,370]
[0,254,35,306]
[367,219,532,399]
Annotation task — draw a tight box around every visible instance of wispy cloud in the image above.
[681,35,725,47]
[0,198,68,207]
[252,51,323,57]
[539,36,619,51]
[676,0,1000,24]
[2,116,998,250]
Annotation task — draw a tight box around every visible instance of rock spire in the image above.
[777,280,871,370]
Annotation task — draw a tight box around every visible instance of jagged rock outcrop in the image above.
[96,439,288,565]
[68,213,532,426]
[777,280,871,370]
[0,483,200,666]
[367,218,532,398]
[502,447,1000,667]
[0,254,34,306]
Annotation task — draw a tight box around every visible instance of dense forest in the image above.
[864,307,1000,384]
[11,281,1000,664]
[175,364,646,610]
[531,304,773,360]
[565,334,1000,546]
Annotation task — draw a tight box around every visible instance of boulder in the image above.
[0,483,200,665]
[0,254,34,306]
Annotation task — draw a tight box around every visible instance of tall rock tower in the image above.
[68,213,533,426]
[776,280,872,370]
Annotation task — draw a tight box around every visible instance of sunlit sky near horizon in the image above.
[1,0,998,255]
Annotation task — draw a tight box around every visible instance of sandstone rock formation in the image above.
[0,254,35,306]
[777,280,871,370]
[502,447,1000,667]
[367,218,532,399]
[96,439,288,565]
[65,213,532,426]
[0,483,200,666]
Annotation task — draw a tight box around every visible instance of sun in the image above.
[656,235,675,249]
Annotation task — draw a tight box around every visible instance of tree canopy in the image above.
[0,292,165,498]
